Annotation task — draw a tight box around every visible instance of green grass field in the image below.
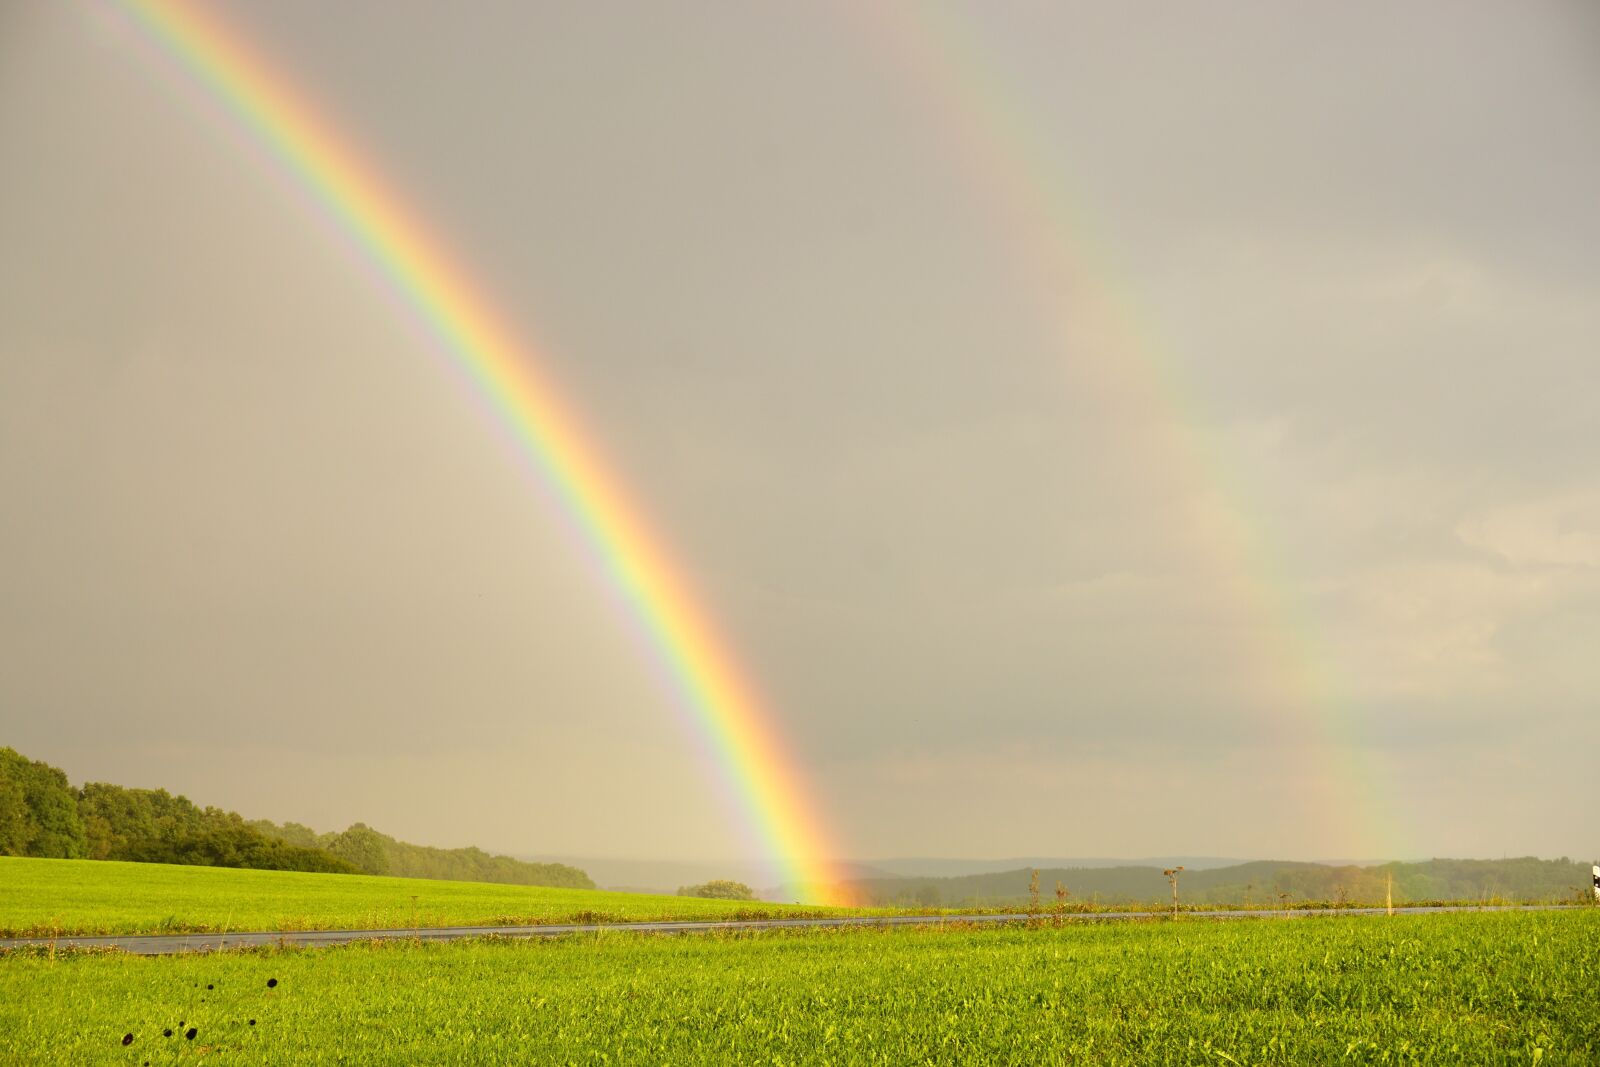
[0,857,855,938]
[3,910,1596,1064]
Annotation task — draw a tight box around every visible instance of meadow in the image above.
[0,857,853,938]
[2,910,1595,1063]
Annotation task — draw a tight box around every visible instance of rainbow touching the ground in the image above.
[118,0,846,903]
[853,4,1399,859]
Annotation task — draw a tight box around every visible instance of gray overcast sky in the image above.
[3,1,1597,872]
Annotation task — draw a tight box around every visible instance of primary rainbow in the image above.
[119,0,846,903]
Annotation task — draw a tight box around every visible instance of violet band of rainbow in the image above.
[120,0,844,904]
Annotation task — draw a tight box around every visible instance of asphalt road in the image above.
[0,904,1575,956]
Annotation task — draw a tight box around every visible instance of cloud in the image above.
[1457,489,1600,569]
[1314,560,1553,701]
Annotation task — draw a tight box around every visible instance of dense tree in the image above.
[0,746,595,888]
[117,822,355,873]
[76,781,356,873]
[0,767,27,855]
[0,747,87,858]
[678,879,757,901]
[252,820,320,850]
[251,819,595,889]
[79,782,206,859]
[323,823,392,876]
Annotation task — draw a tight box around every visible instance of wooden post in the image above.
[1163,866,1185,918]
[1386,872,1393,917]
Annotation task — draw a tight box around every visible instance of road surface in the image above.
[0,904,1574,956]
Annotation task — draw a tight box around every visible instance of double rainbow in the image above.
[120,0,845,902]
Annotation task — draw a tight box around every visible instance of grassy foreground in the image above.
[3,910,1596,1063]
[0,857,852,938]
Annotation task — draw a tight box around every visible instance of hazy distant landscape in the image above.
[6,744,1589,912]
[830,856,1594,909]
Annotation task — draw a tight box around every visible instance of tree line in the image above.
[0,746,592,889]
[247,818,593,888]
[676,879,757,900]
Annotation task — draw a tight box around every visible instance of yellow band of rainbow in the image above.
[121,0,844,903]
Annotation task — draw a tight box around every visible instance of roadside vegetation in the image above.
[4,910,1595,1063]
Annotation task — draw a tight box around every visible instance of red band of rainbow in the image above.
[120,0,845,903]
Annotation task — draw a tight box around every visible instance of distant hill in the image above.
[827,857,1593,907]
[524,855,896,896]
[537,849,1594,904]
[864,856,1250,879]
[0,745,591,889]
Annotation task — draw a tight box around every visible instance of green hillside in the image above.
[0,856,848,939]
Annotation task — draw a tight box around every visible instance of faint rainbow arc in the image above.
[121,0,845,901]
[858,2,1398,857]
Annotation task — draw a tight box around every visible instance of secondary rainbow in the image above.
[118,0,845,902]
[854,4,1399,858]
